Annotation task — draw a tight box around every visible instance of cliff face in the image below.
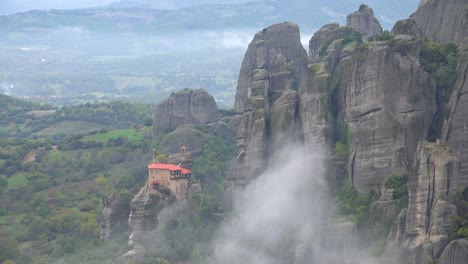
[387,142,460,263]
[233,22,308,112]
[125,187,174,263]
[227,22,308,200]
[153,89,220,135]
[439,239,468,264]
[226,2,468,263]
[411,0,467,44]
[442,38,468,189]
[100,191,132,240]
[341,37,436,192]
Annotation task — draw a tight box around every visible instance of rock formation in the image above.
[302,26,360,151]
[346,5,383,41]
[226,2,468,263]
[125,186,174,263]
[442,38,468,189]
[439,239,468,264]
[153,88,220,135]
[233,22,308,112]
[387,142,460,264]
[308,23,356,64]
[391,18,423,37]
[227,22,308,200]
[411,0,467,44]
[341,37,436,192]
[160,124,205,156]
[100,191,132,240]
[167,147,193,169]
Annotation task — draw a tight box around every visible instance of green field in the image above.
[35,121,105,136]
[82,127,151,143]
[6,173,28,190]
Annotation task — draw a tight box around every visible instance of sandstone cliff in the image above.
[160,124,205,156]
[153,89,220,135]
[439,239,468,264]
[341,37,436,192]
[125,186,175,263]
[226,3,468,263]
[442,37,468,189]
[227,22,308,200]
[100,191,132,240]
[387,142,460,264]
[411,0,467,44]
[233,22,308,112]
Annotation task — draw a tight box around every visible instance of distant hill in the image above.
[0,0,419,33]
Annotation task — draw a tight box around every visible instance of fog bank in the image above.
[211,146,378,264]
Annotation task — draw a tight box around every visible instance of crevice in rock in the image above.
[353,107,383,119]
[350,150,357,185]
[400,108,424,114]
[446,162,452,197]
[442,65,468,143]
[427,79,446,142]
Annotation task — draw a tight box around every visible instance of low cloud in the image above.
[211,145,378,264]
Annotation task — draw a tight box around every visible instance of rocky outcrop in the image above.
[167,148,193,169]
[346,5,383,41]
[439,239,468,264]
[212,118,237,139]
[387,142,460,264]
[411,0,467,44]
[301,27,358,151]
[342,37,436,192]
[100,191,132,240]
[160,124,205,156]
[153,89,220,135]
[308,23,360,64]
[442,38,468,189]
[227,22,308,201]
[125,186,174,263]
[391,18,423,37]
[234,22,308,112]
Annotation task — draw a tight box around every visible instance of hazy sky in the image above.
[0,0,116,14]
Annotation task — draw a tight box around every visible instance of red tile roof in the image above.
[147,163,191,174]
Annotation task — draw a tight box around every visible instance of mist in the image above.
[211,146,378,264]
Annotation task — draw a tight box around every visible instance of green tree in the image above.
[0,231,20,263]
[0,178,7,195]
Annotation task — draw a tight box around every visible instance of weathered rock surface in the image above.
[368,188,400,226]
[341,38,436,192]
[391,18,423,37]
[442,37,468,189]
[167,148,193,169]
[100,191,132,240]
[160,124,205,156]
[387,142,460,264]
[439,239,468,264]
[212,119,237,139]
[227,22,308,201]
[411,0,467,44]
[234,22,308,112]
[298,62,331,151]
[346,5,383,41]
[308,23,359,64]
[153,88,219,135]
[125,186,174,263]
[301,28,358,151]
